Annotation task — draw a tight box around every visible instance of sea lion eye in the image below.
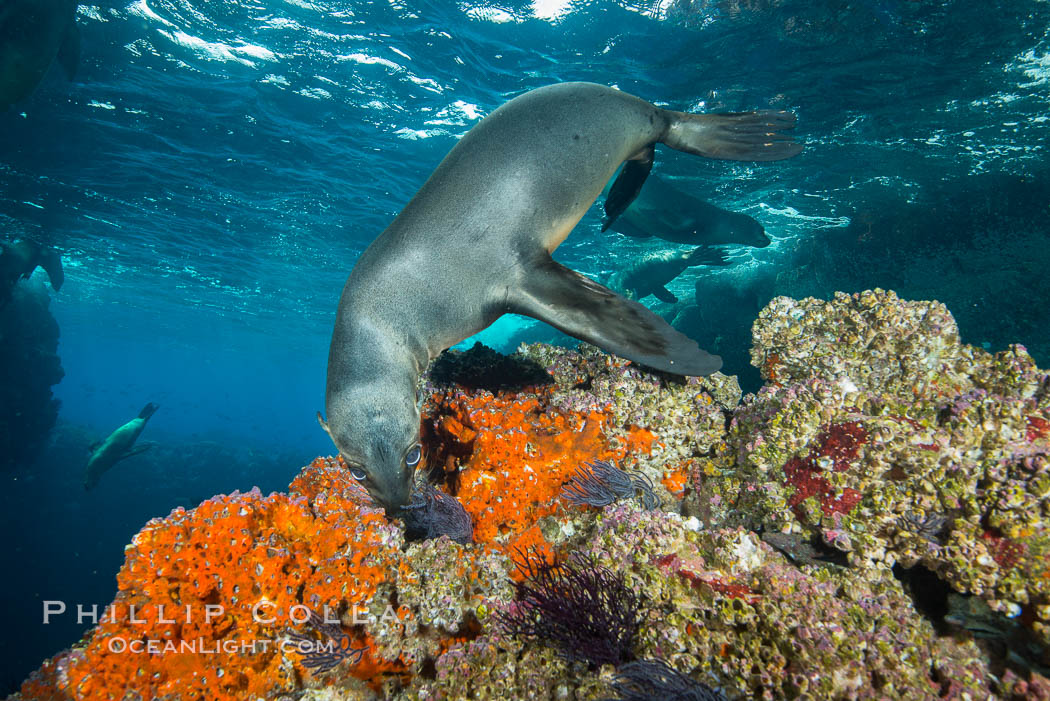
[349,466,367,481]
[405,444,422,467]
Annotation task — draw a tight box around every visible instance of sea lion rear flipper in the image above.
[601,147,654,232]
[664,110,803,161]
[511,255,721,376]
[138,403,159,421]
[652,286,677,304]
[58,22,81,81]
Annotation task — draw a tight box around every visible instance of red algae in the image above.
[981,530,1028,570]
[783,421,868,517]
[1026,415,1050,442]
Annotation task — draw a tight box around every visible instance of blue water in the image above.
[2,0,1049,691]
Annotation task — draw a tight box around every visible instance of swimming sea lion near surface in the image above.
[0,239,63,307]
[84,403,158,490]
[322,82,802,513]
[0,0,80,111]
[608,246,732,303]
[602,171,770,248]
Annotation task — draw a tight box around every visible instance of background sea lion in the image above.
[84,403,158,490]
[602,171,770,248]
[607,246,731,302]
[0,239,63,307]
[0,0,79,111]
[323,82,802,513]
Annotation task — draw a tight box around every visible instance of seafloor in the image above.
[13,289,1050,700]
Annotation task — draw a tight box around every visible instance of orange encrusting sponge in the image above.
[20,388,656,699]
[425,387,655,546]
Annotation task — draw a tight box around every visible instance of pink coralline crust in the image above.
[783,421,868,517]
[1000,668,1050,700]
[653,552,760,604]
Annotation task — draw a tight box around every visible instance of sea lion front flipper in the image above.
[122,442,155,460]
[601,147,654,232]
[686,246,731,267]
[652,286,677,303]
[58,22,81,81]
[511,254,721,376]
[39,248,64,291]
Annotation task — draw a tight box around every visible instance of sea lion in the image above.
[607,246,731,302]
[0,239,63,307]
[84,403,158,490]
[322,82,802,513]
[0,0,79,111]
[601,172,770,248]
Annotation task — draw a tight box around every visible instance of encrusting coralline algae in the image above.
[14,289,1050,700]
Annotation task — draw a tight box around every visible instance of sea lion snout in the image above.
[361,457,414,515]
[321,387,422,514]
[717,212,770,248]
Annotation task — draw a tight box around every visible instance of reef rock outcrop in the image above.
[15,290,1050,700]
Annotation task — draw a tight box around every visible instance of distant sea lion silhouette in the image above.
[322,82,802,513]
[84,403,158,490]
[0,239,63,307]
[0,0,80,111]
[602,172,770,248]
[608,246,731,303]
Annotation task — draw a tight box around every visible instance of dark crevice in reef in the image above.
[760,530,849,568]
[418,656,437,680]
[428,342,553,392]
[896,566,1050,681]
[892,563,951,634]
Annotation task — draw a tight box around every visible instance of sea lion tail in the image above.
[138,403,159,421]
[663,110,803,162]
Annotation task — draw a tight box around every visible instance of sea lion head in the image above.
[717,212,770,248]
[319,384,422,516]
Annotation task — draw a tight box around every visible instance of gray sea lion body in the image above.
[602,172,770,248]
[84,403,158,490]
[608,246,731,303]
[0,239,63,306]
[324,82,801,513]
[0,0,79,111]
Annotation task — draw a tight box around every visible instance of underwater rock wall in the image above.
[14,289,1050,700]
[0,277,63,472]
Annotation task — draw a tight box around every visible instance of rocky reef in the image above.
[13,289,1050,699]
[0,276,63,472]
